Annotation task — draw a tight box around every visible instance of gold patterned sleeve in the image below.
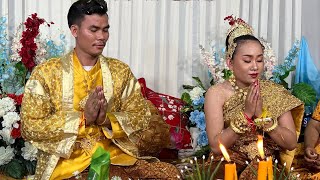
[104,60,171,156]
[312,101,320,121]
[21,64,79,155]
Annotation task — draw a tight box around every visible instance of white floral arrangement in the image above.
[0,14,66,179]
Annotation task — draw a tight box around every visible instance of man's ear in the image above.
[226,58,234,71]
[70,25,78,38]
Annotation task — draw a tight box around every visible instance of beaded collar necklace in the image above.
[228,76,248,100]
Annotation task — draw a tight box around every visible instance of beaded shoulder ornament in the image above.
[224,15,254,59]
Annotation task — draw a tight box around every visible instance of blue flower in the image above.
[189,110,206,130]
[197,130,208,147]
[192,96,205,106]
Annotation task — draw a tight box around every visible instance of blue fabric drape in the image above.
[295,36,320,100]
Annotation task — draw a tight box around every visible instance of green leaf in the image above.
[24,160,37,175]
[280,79,289,89]
[292,83,317,106]
[279,66,296,82]
[192,76,205,90]
[15,61,27,74]
[194,145,211,157]
[181,92,192,105]
[182,85,196,90]
[222,69,232,80]
[5,159,26,179]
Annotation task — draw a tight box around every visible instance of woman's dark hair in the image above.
[225,34,264,59]
[67,0,108,28]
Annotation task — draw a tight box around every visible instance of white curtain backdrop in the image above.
[1,0,315,97]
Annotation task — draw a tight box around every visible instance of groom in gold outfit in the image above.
[21,0,178,179]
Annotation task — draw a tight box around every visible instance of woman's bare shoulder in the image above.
[206,81,234,101]
[206,81,233,95]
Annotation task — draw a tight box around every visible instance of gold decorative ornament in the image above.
[224,15,254,59]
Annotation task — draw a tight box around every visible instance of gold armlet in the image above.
[263,118,278,132]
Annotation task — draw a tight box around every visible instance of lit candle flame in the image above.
[257,135,265,159]
[219,143,231,162]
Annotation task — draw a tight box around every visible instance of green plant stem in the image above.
[246,161,257,177]
[195,158,201,180]
[210,158,223,180]
[206,156,213,179]
[279,164,286,180]
[273,161,277,179]
[202,156,205,180]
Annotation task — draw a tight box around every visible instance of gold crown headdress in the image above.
[224,15,254,59]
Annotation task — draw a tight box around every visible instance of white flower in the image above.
[189,87,206,101]
[72,170,82,179]
[0,146,15,166]
[10,24,23,62]
[26,175,35,180]
[2,111,20,128]
[0,97,16,117]
[168,115,174,120]
[189,127,201,149]
[111,176,122,180]
[21,142,38,161]
[0,128,15,144]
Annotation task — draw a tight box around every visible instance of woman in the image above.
[204,17,304,179]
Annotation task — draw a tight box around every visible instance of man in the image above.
[304,101,320,170]
[21,0,178,179]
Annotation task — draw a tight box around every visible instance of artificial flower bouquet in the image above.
[0,13,66,179]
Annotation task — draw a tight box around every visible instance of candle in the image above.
[257,135,268,180]
[219,143,237,180]
[267,157,273,180]
[257,159,268,180]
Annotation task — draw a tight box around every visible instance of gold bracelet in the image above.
[230,120,245,134]
[264,118,278,132]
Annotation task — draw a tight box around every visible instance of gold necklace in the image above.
[228,76,248,100]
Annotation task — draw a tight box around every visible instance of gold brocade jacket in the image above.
[312,101,320,121]
[223,80,304,172]
[21,51,170,179]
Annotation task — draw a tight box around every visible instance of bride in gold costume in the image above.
[204,16,304,179]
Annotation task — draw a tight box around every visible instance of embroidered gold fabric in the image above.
[21,51,171,179]
[223,80,304,170]
[312,101,320,121]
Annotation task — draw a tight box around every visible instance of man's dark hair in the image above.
[67,0,108,28]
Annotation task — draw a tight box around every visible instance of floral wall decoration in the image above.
[0,13,66,179]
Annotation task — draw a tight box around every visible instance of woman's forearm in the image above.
[268,126,297,150]
[210,127,240,155]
